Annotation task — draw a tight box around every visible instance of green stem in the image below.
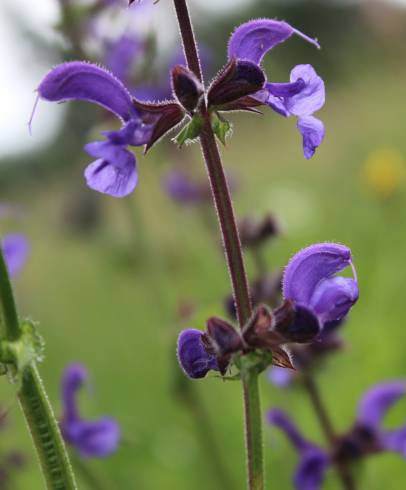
[0,249,77,489]
[241,366,264,490]
[172,1,264,488]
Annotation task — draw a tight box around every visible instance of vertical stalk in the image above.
[302,373,356,490]
[0,249,77,489]
[172,1,264,488]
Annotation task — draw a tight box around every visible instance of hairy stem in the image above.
[172,1,264,488]
[303,373,356,490]
[0,249,77,490]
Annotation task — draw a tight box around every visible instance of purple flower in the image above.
[163,171,210,204]
[104,35,145,87]
[177,329,219,379]
[268,409,330,490]
[34,62,184,197]
[2,234,29,278]
[356,381,406,457]
[228,19,325,159]
[268,366,294,388]
[282,243,358,332]
[60,363,120,458]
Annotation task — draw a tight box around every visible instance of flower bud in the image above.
[205,317,242,375]
[171,65,204,114]
[239,214,280,249]
[206,317,242,355]
[177,329,218,379]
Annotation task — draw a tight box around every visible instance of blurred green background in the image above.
[0,0,406,488]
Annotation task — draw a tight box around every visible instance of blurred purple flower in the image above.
[268,366,294,388]
[2,234,29,278]
[105,35,145,87]
[105,30,212,104]
[268,381,406,486]
[60,363,120,458]
[268,409,330,490]
[282,243,358,333]
[227,19,325,159]
[35,62,184,197]
[355,381,406,457]
[163,171,210,204]
[177,329,219,379]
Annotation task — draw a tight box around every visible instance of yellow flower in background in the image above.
[362,148,405,198]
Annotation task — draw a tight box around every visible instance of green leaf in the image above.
[173,115,204,147]
[0,319,45,378]
[211,114,232,146]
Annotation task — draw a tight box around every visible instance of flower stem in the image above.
[0,249,77,490]
[302,373,356,490]
[172,1,264,488]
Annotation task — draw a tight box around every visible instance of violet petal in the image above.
[267,79,306,98]
[38,61,135,122]
[310,276,359,325]
[283,243,354,306]
[2,234,30,278]
[357,381,406,430]
[177,329,218,379]
[84,141,138,198]
[105,35,144,85]
[228,19,319,65]
[285,65,325,117]
[61,363,87,423]
[62,418,120,458]
[381,427,406,457]
[297,116,325,159]
[294,448,330,490]
[60,363,121,458]
[268,366,294,388]
[267,408,311,452]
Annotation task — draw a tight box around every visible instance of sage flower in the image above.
[268,409,329,490]
[347,381,406,459]
[2,234,29,278]
[34,62,184,197]
[60,363,120,458]
[227,19,325,158]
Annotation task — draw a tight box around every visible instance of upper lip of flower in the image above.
[282,243,359,329]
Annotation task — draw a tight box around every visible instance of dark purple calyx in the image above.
[333,426,378,464]
[171,65,204,114]
[207,58,265,108]
[273,300,320,344]
[132,99,185,152]
[239,213,280,249]
[204,317,242,375]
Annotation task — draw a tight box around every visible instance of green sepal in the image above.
[239,351,273,376]
[0,319,45,378]
[174,115,204,147]
[211,113,232,146]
